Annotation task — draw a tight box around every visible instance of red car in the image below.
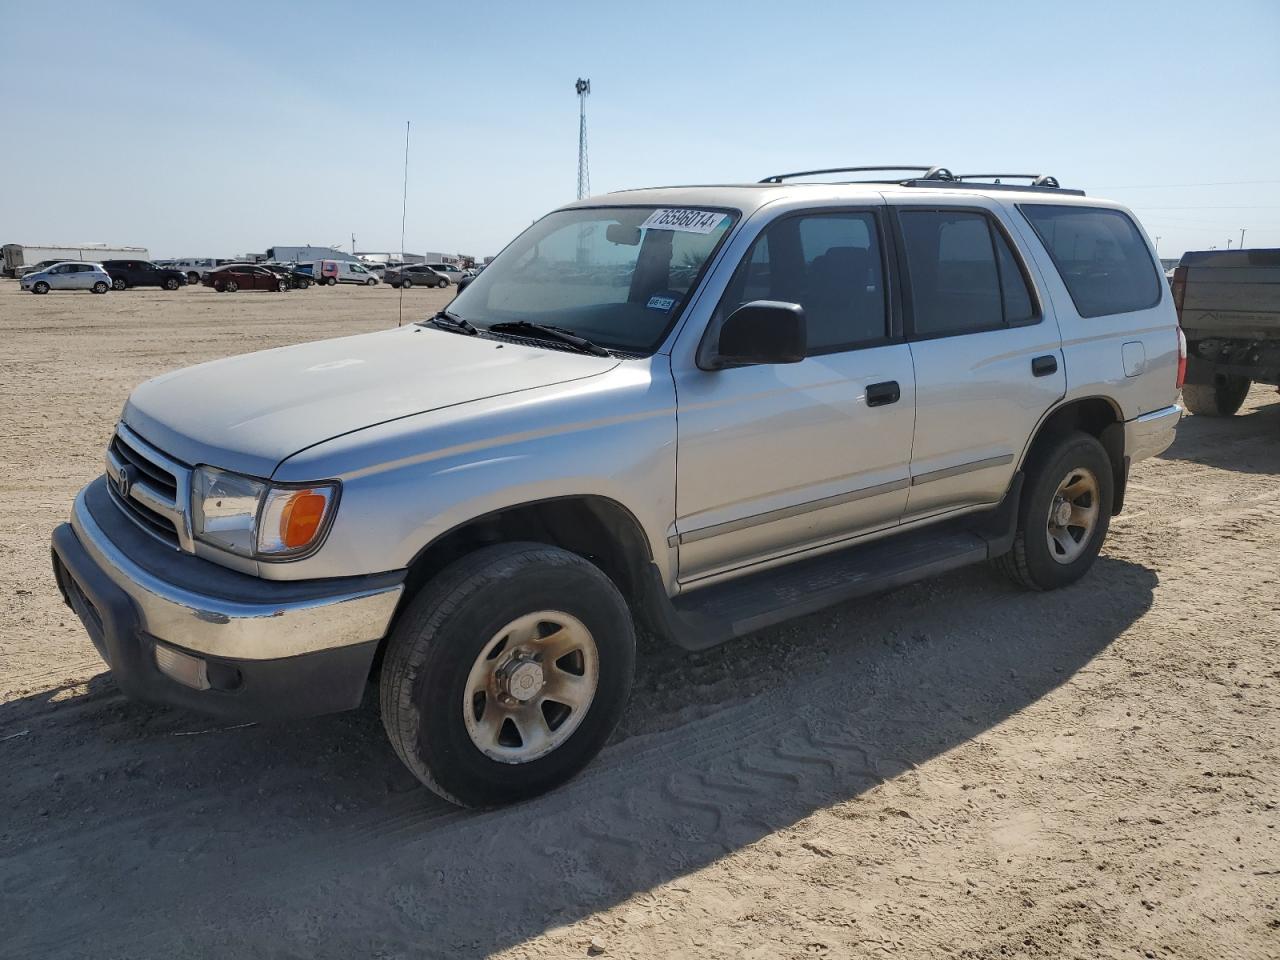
[202,264,289,293]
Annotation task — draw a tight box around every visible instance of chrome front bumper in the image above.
[1125,403,1183,463]
[64,477,404,661]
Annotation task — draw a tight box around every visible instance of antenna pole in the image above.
[399,120,410,327]
[1240,228,1246,249]
[575,78,590,200]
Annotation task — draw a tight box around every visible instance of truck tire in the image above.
[380,542,636,808]
[1182,376,1250,417]
[994,431,1113,591]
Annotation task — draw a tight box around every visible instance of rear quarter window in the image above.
[1020,204,1161,318]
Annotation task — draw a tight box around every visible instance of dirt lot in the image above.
[1,279,1277,959]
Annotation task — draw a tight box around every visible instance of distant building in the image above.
[265,245,359,263]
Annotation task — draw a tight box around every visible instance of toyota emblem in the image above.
[116,465,134,499]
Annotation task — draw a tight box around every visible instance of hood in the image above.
[123,325,619,477]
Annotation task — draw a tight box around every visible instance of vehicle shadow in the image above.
[2,557,1157,959]
[1160,391,1280,474]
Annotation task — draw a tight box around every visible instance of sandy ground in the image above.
[1,280,1277,959]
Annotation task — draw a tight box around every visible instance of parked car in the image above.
[311,259,379,286]
[101,260,188,291]
[165,258,234,285]
[50,166,1182,809]
[262,263,313,289]
[21,261,112,294]
[424,263,466,285]
[386,264,450,289]
[20,259,63,276]
[201,263,289,292]
[1171,248,1280,416]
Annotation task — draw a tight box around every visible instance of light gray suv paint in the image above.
[52,175,1182,808]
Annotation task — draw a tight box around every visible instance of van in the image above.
[313,260,379,286]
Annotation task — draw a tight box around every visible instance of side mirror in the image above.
[709,300,806,368]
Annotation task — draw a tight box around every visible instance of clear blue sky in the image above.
[2,0,1277,260]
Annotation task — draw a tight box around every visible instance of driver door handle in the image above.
[866,381,901,407]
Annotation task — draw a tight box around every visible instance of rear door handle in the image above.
[1031,355,1058,377]
[866,380,901,407]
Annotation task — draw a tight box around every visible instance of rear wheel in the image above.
[111,277,127,291]
[32,281,49,295]
[91,281,109,294]
[1182,376,1250,417]
[994,431,1113,591]
[379,542,636,808]
[438,278,449,288]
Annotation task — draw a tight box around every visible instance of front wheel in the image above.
[225,279,239,292]
[366,277,377,286]
[1182,376,1250,417]
[92,281,109,294]
[379,542,636,808]
[326,276,337,286]
[32,281,50,295]
[994,431,1113,591]
[276,279,288,292]
[164,277,179,290]
[111,277,127,291]
[401,278,412,289]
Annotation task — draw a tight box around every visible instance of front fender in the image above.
[264,360,679,585]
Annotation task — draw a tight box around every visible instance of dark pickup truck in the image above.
[1173,249,1280,416]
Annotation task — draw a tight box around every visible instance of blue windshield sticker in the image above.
[646,295,677,311]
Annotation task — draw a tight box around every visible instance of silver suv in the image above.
[52,166,1182,807]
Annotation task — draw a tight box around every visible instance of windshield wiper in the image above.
[486,321,611,357]
[424,310,477,335]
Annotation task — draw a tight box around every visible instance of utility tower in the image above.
[575,78,591,200]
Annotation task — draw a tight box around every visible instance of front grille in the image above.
[105,427,188,550]
[110,432,178,500]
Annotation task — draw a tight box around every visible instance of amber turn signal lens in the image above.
[279,490,328,549]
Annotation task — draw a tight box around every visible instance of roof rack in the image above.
[759,165,954,184]
[757,166,1084,196]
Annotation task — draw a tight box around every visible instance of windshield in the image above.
[444,205,738,354]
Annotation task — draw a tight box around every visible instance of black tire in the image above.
[401,278,412,289]
[163,277,179,291]
[276,279,288,292]
[1182,376,1250,417]
[438,278,449,288]
[213,280,226,292]
[187,271,200,285]
[111,277,127,291]
[380,542,636,808]
[994,431,1113,591]
[298,279,310,289]
[225,279,239,293]
[32,281,49,295]
[366,277,377,286]
[92,281,109,294]
[327,276,337,286]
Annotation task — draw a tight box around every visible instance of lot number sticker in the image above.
[641,209,726,234]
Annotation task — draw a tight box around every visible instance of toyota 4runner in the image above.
[51,165,1183,807]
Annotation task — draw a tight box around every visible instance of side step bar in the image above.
[642,475,1022,651]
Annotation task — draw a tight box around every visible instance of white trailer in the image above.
[2,243,150,278]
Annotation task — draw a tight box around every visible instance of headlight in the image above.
[191,465,339,560]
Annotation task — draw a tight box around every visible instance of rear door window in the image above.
[898,209,1038,337]
[1020,204,1161,317]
